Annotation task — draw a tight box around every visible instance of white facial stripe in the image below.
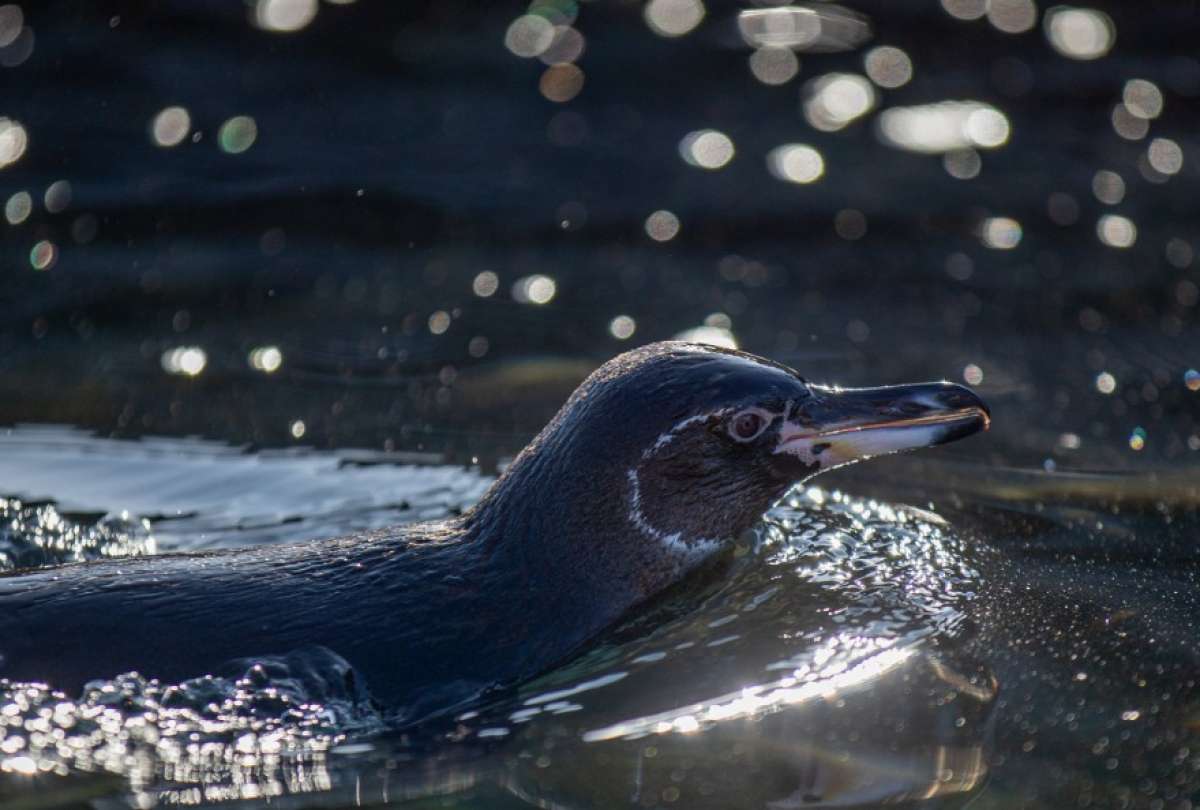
[626,467,721,561]
[646,408,731,457]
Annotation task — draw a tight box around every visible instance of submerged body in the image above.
[0,342,989,722]
[0,520,602,718]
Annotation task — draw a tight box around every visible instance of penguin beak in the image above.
[774,382,990,470]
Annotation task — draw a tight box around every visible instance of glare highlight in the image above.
[737,5,870,52]
[804,73,876,132]
[0,117,28,170]
[767,144,824,184]
[254,0,317,33]
[980,217,1022,249]
[1097,214,1136,248]
[877,101,1010,154]
[645,0,705,38]
[679,129,734,170]
[512,274,557,305]
[161,347,208,377]
[1045,7,1114,60]
[248,346,283,373]
[151,106,191,147]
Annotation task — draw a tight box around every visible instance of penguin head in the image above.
[541,342,990,565]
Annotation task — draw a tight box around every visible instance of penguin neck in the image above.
[460,435,711,629]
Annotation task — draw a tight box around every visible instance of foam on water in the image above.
[0,647,384,802]
[0,498,155,571]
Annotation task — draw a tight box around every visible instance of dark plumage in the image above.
[0,342,988,724]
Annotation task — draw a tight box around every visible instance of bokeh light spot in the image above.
[428,310,451,335]
[737,6,819,49]
[877,101,1009,154]
[472,271,499,297]
[151,106,191,147]
[1184,369,1200,392]
[255,0,317,33]
[468,336,490,358]
[4,189,31,224]
[1123,79,1164,120]
[645,0,705,38]
[987,0,1038,34]
[748,47,799,86]
[609,315,636,340]
[161,346,207,377]
[980,217,1022,249]
[804,73,875,132]
[539,63,584,103]
[1097,214,1137,248]
[645,210,681,242]
[1128,427,1146,452]
[963,364,984,385]
[679,129,734,170]
[940,0,988,21]
[1111,103,1149,140]
[943,149,981,179]
[505,14,555,58]
[0,21,32,67]
[1091,169,1125,204]
[290,420,306,439]
[218,116,258,154]
[737,5,869,51]
[1147,138,1183,175]
[1045,7,1114,60]
[44,180,71,214]
[512,274,557,305]
[248,346,283,373]
[864,46,912,88]
[1165,237,1194,269]
[767,144,824,184]
[0,117,28,169]
[964,108,1010,147]
[539,26,585,65]
[30,239,57,270]
[1095,372,1116,394]
[0,4,23,48]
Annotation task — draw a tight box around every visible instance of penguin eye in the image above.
[729,409,768,442]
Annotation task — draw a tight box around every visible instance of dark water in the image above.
[1,0,1198,807]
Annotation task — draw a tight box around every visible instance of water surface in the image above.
[1,0,1198,806]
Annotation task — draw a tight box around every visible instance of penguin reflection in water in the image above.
[0,342,989,724]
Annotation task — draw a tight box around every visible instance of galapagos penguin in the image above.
[0,342,989,724]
